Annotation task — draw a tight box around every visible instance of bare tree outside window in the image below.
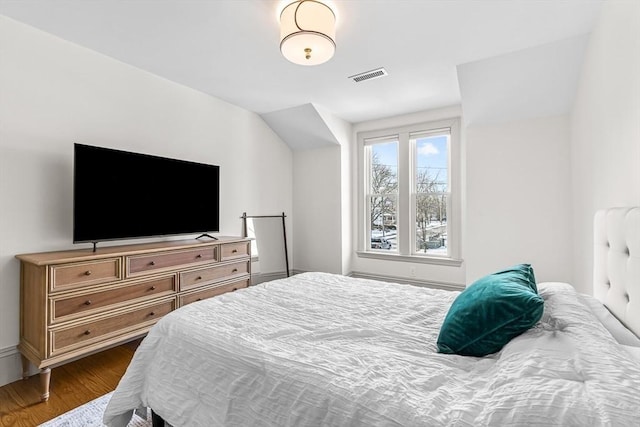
[415,135,449,255]
[368,143,398,250]
[416,169,444,251]
[370,152,397,227]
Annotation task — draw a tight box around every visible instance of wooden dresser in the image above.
[15,236,250,401]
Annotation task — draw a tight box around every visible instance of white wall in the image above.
[340,128,354,275]
[465,115,573,285]
[351,106,467,287]
[292,146,343,273]
[570,0,640,294]
[0,16,292,386]
[315,105,354,275]
[290,106,352,276]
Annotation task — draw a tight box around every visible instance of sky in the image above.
[372,134,449,188]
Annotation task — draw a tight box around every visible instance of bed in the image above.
[103,207,640,427]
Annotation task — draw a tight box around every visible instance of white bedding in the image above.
[104,272,640,427]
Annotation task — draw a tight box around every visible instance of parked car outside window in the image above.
[371,237,392,250]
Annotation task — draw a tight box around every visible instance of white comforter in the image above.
[104,272,640,427]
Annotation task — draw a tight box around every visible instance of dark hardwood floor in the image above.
[0,342,138,427]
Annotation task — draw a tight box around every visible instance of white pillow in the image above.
[580,293,640,347]
[622,345,640,361]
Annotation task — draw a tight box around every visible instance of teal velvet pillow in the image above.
[491,263,538,293]
[437,264,543,357]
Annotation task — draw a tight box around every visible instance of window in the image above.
[365,137,398,251]
[357,118,461,265]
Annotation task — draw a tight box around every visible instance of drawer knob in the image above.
[149,261,156,266]
[84,270,92,276]
[196,298,202,302]
[84,300,92,306]
[232,288,238,292]
[84,330,91,335]
[196,254,202,259]
[232,249,238,253]
[196,276,202,280]
[232,268,238,273]
[149,286,156,291]
[149,311,156,316]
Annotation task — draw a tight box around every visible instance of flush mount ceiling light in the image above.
[280,0,336,66]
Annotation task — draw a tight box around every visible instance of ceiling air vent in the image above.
[348,67,388,83]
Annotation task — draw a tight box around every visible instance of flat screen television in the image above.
[73,143,220,244]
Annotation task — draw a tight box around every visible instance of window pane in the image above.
[415,194,447,255]
[414,133,449,256]
[367,140,398,252]
[369,141,398,194]
[415,135,448,193]
[369,196,397,251]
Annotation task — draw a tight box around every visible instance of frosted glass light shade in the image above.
[280,0,336,66]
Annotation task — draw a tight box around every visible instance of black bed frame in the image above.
[151,410,166,427]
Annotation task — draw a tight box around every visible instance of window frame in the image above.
[363,135,399,253]
[356,118,462,266]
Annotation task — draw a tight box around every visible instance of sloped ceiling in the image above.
[261,104,340,150]
[0,0,604,149]
[457,35,590,126]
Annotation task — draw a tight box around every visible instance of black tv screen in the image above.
[73,143,220,243]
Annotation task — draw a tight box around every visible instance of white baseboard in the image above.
[0,346,24,387]
[349,271,464,292]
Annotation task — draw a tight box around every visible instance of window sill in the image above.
[356,251,463,266]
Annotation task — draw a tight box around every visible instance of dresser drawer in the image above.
[51,275,177,323]
[220,242,250,261]
[180,260,249,292]
[179,279,249,307]
[50,258,122,293]
[126,247,217,277]
[50,299,175,356]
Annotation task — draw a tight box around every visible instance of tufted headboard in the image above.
[593,207,640,338]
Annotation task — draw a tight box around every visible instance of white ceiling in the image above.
[262,103,340,150]
[458,34,590,126]
[0,0,603,126]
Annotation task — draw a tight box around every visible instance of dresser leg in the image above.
[39,368,51,402]
[20,354,30,380]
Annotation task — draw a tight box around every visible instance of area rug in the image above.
[39,391,150,427]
